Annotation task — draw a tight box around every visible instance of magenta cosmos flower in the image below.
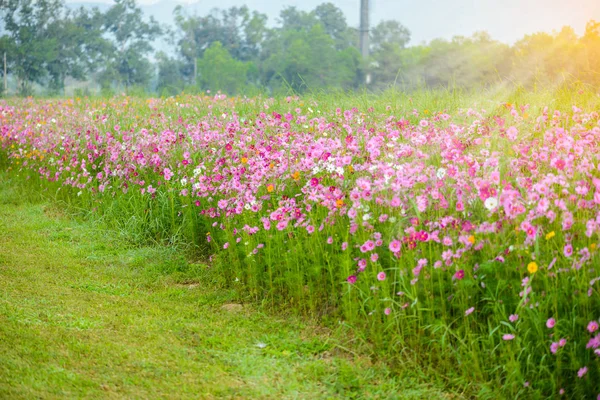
[453,270,465,280]
[347,275,357,284]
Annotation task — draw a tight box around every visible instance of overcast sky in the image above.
[65,0,600,45]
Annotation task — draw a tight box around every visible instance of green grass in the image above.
[0,173,454,399]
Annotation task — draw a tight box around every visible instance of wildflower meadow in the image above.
[2,88,600,398]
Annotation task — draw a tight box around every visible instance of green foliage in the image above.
[0,0,63,95]
[263,24,360,93]
[98,0,161,90]
[197,42,252,95]
[1,0,600,96]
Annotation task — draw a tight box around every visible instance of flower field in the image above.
[2,91,600,398]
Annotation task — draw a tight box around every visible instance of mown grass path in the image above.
[0,180,451,399]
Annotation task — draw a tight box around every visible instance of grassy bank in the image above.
[0,171,452,399]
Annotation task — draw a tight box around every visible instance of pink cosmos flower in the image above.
[586,335,600,349]
[357,259,367,271]
[547,318,556,329]
[341,242,348,251]
[327,236,334,244]
[563,243,573,257]
[377,272,386,281]
[465,307,475,316]
[276,220,288,231]
[502,334,515,341]
[509,314,519,323]
[588,320,599,333]
[389,239,401,253]
[384,308,391,315]
[370,253,379,262]
[223,242,229,249]
[163,167,173,181]
[578,366,588,378]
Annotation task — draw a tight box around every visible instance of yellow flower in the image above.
[545,231,555,240]
[267,184,274,193]
[527,261,538,274]
[468,235,475,244]
[241,157,248,164]
[291,171,300,181]
[591,243,597,251]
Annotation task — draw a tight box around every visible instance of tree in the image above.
[197,41,251,94]
[99,0,162,90]
[262,23,358,93]
[173,5,268,84]
[313,2,353,50]
[0,0,63,95]
[156,51,186,96]
[45,7,107,93]
[369,20,412,89]
[370,20,411,52]
[581,20,600,85]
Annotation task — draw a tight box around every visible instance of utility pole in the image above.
[3,52,6,94]
[194,57,197,87]
[359,0,369,59]
[360,0,371,84]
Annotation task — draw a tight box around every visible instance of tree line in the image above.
[1,0,600,96]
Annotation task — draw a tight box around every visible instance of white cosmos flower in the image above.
[484,197,499,211]
[436,168,446,179]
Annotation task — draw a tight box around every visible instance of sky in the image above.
[65,0,600,45]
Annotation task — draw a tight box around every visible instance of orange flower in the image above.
[468,235,475,244]
[267,184,274,193]
[241,157,248,164]
[335,199,344,208]
[292,171,300,181]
